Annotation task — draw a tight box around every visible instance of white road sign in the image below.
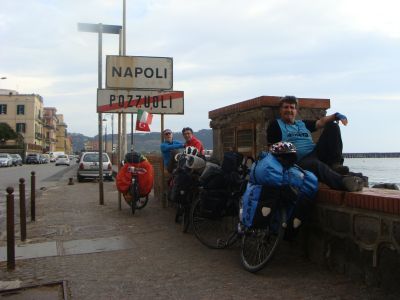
[97,89,184,114]
[106,55,173,89]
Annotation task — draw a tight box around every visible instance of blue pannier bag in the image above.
[241,182,263,228]
[250,152,283,185]
[250,152,318,200]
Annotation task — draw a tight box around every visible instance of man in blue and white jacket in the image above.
[160,129,184,172]
[267,95,364,192]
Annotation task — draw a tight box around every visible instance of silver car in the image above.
[77,152,113,182]
[0,153,13,167]
[55,154,70,166]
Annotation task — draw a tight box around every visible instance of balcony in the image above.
[44,123,56,130]
[35,132,43,140]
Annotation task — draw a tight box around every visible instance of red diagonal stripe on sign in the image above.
[98,91,183,113]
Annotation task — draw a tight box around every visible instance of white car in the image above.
[77,152,113,182]
[55,155,70,166]
[0,153,13,167]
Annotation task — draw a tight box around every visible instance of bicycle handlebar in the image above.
[128,166,147,175]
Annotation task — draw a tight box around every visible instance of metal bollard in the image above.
[6,187,15,270]
[19,178,27,241]
[31,171,36,221]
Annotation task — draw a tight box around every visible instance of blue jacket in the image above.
[160,140,184,166]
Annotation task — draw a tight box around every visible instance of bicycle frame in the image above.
[127,166,148,215]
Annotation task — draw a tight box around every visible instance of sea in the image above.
[344,157,400,187]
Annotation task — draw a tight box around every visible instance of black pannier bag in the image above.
[221,151,243,173]
[200,189,228,219]
[199,162,225,189]
[169,167,194,204]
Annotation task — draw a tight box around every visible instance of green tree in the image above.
[0,123,18,143]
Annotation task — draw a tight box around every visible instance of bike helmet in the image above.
[184,146,199,156]
[270,142,297,155]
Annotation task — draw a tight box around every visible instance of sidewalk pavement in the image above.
[0,177,396,299]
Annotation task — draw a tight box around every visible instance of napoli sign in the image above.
[106,55,173,90]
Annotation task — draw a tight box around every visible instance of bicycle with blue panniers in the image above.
[238,142,318,272]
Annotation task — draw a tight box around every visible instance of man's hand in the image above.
[335,112,348,126]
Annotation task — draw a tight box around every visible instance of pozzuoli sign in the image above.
[97,89,184,114]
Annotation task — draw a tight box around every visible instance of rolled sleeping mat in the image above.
[186,155,206,170]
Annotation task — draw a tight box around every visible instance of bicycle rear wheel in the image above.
[130,183,139,215]
[191,196,239,249]
[240,208,285,272]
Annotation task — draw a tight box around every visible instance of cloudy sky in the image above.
[1,0,400,152]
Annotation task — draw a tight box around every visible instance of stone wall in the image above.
[303,188,400,293]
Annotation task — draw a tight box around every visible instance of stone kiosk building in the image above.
[209,95,400,293]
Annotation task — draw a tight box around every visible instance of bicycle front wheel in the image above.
[191,196,239,249]
[240,208,285,272]
[182,203,191,233]
[136,195,149,210]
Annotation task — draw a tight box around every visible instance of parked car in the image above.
[0,153,13,167]
[25,153,41,164]
[10,154,23,166]
[77,152,113,182]
[41,154,50,164]
[55,155,70,166]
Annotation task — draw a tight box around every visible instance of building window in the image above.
[16,123,26,133]
[0,104,7,114]
[222,128,235,152]
[17,105,25,115]
[237,129,253,153]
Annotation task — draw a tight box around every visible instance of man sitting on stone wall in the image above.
[266,95,364,192]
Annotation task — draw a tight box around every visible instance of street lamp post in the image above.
[77,22,122,205]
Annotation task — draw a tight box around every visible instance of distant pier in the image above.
[344,152,400,158]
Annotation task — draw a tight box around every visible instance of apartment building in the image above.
[65,135,73,155]
[55,114,68,152]
[0,89,44,146]
[43,107,58,153]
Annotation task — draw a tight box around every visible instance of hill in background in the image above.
[70,129,213,153]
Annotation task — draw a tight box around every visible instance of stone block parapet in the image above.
[307,187,400,293]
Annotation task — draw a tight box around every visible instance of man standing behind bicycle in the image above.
[182,127,205,156]
[160,129,184,170]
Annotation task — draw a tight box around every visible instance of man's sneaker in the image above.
[348,171,369,187]
[331,163,350,175]
[342,176,364,192]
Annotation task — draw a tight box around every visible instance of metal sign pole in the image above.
[118,112,122,210]
[161,114,166,208]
